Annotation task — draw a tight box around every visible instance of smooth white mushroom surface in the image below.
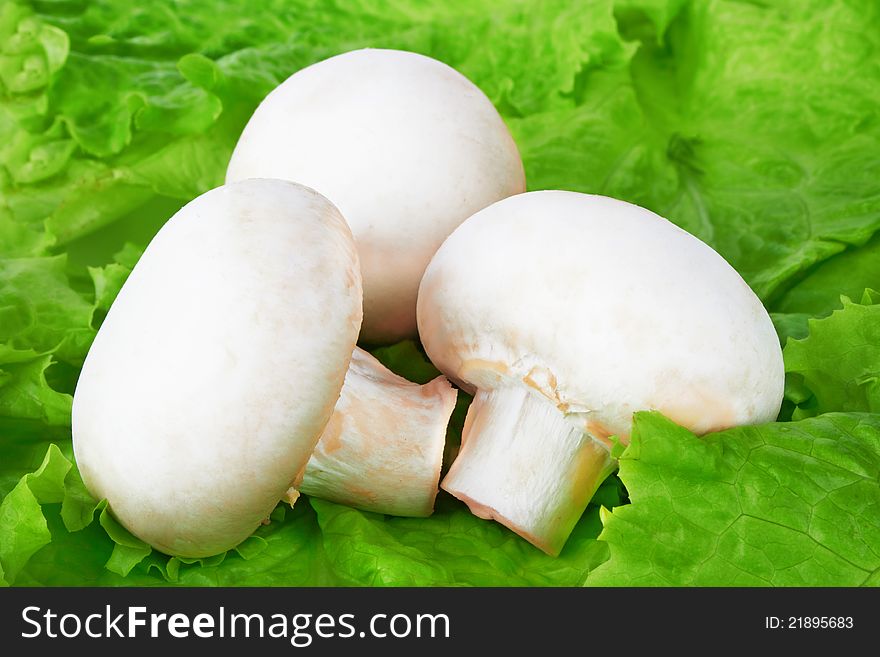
[226,48,525,343]
[72,179,362,558]
[300,347,457,517]
[417,191,784,555]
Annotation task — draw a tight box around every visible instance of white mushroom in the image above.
[300,347,457,517]
[417,191,784,555]
[71,179,362,558]
[226,47,525,343]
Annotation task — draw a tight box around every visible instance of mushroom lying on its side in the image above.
[72,180,362,558]
[299,347,457,517]
[417,191,784,556]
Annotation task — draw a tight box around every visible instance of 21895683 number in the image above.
[765,616,854,629]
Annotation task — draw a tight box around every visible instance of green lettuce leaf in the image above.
[773,234,880,318]
[368,341,442,385]
[3,443,335,585]
[0,255,95,361]
[784,291,880,420]
[0,443,99,583]
[770,313,810,346]
[585,412,880,586]
[0,353,71,426]
[514,0,880,304]
[310,478,623,586]
[0,253,95,429]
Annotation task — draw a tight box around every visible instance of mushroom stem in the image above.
[441,385,615,556]
[299,347,457,517]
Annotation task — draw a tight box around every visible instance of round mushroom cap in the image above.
[417,191,784,438]
[226,48,525,343]
[72,179,362,557]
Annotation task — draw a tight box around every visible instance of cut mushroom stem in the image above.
[441,385,615,556]
[300,347,457,517]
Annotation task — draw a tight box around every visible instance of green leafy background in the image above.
[1,0,878,586]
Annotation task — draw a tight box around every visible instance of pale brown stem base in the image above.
[300,348,457,517]
[441,386,614,555]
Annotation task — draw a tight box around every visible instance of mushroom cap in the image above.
[71,179,362,557]
[226,48,525,343]
[417,191,784,438]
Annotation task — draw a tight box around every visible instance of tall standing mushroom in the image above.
[226,47,525,344]
[226,48,522,516]
[417,191,784,555]
[72,179,362,557]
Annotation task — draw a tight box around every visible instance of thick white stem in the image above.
[441,385,614,556]
[299,347,457,517]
